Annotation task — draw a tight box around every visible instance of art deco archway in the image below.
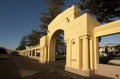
[39,5,101,77]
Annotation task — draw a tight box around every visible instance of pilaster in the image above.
[65,39,71,68]
[80,35,90,71]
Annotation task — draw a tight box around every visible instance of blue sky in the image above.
[0,0,119,50]
[0,0,79,49]
[99,34,120,46]
[0,0,47,49]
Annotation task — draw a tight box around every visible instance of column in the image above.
[39,47,44,63]
[79,37,83,69]
[35,49,37,58]
[94,37,99,70]
[32,50,33,57]
[65,39,71,68]
[43,46,48,63]
[82,35,90,71]
[89,37,94,70]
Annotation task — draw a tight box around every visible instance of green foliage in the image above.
[26,29,42,46]
[40,0,65,35]
[16,0,120,51]
[16,36,27,50]
[16,0,65,49]
[16,29,43,49]
[78,0,120,23]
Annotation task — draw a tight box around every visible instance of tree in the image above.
[16,29,42,49]
[26,29,42,46]
[16,36,27,50]
[16,0,65,49]
[39,0,66,54]
[78,0,120,23]
[40,0,65,36]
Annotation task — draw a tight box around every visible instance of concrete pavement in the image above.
[0,56,114,79]
[0,57,21,79]
[14,56,113,79]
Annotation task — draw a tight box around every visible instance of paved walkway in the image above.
[0,56,114,79]
[14,56,113,79]
[14,56,81,79]
[0,57,21,79]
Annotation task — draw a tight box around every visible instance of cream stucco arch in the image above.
[39,5,101,76]
[19,5,120,78]
[42,5,81,64]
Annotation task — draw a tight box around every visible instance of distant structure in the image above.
[99,44,120,56]
[0,47,21,56]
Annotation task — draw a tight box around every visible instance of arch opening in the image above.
[11,51,19,56]
[98,33,120,66]
[49,29,66,63]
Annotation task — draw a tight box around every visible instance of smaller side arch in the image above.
[11,51,19,56]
